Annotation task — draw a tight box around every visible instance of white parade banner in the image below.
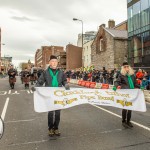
[34,87,146,113]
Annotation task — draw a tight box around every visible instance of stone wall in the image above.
[91,29,115,70]
[114,39,128,68]
[91,26,128,70]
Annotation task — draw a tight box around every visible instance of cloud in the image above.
[0,0,127,68]
[11,16,33,22]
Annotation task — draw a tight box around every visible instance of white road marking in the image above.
[27,90,30,94]
[91,104,150,132]
[0,91,7,95]
[1,97,10,120]
[8,90,11,94]
[5,118,35,123]
[11,91,20,95]
[0,90,34,95]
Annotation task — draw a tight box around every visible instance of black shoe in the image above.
[122,121,128,128]
[11,84,14,89]
[127,122,133,128]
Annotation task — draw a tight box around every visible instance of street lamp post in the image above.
[73,18,83,66]
[73,18,83,48]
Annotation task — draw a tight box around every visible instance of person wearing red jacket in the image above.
[136,69,144,85]
[136,69,144,79]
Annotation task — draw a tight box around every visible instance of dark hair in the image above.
[122,62,129,66]
[49,55,57,60]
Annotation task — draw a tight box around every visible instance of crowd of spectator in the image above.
[65,67,150,90]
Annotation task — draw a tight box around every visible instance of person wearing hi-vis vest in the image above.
[113,62,141,128]
[33,55,69,136]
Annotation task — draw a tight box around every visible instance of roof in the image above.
[104,28,128,39]
[113,20,127,29]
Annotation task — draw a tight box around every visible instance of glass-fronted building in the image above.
[127,0,150,67]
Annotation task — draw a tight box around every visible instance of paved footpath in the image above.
[0,77,150,150]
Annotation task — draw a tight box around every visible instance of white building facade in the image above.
[83,40,93,67]
[77,31,96,47]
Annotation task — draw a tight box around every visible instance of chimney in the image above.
[99,24,105,29]
[108,20,115,28]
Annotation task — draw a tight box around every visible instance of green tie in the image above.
[127,74,134,89]
[49,68,59,87]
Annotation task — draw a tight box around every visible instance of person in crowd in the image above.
[106,70,114,85]
[102,67,107,83]
[65,70,71,78]
[87,71,92,81]
[37,66,44,78]
[83,71,88,81]
[141,77,149,90]
[22,68,31,89]
[8,65,17,89]
[146,72,150,90]
[136,69,144,85]
[76,71,80,79]
[114,62,140,128]
[79,71,83,79]
[30,65,38,85]
[70,70,77,79]
[113,69,120,85]
[92,69,96,82]
[95,70,101,83]
[35,55,69,137]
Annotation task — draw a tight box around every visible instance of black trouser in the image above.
[48,110,61,130]
[122,109,132,122]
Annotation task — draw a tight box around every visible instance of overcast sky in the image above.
[0,0,127,68]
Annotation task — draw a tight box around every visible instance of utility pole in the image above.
[73,18,84,67]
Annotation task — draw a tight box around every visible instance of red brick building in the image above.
[35,46,64,69]
[57,51,66,69]
[66,44,82,70]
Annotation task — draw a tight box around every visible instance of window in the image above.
[141,0,149,11]
[133,1,141,31]
[141,0,150,28]
[100,39,103,51]
[128,6,133,32]
[127,0,132,3]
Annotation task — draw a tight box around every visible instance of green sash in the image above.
[127,74,134,89]
[49,68,59,87]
